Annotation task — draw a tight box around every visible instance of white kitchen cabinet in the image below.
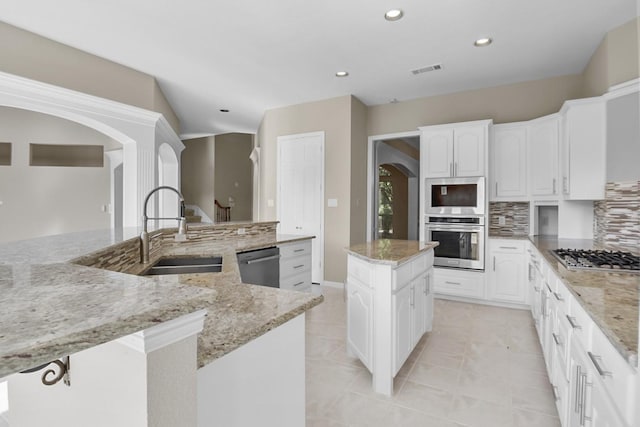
[279,239,312,292]
[528,114,560,199]
[490,123,527,200]
[346,248,435,396]
[433,267,485,299]
[560,98,607,200]
[420,120,490,178]
[487,239,527,304]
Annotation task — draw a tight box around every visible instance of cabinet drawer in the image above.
[393,262,412,290]
[433,269,484,298]
[590,324,637,424]
[348,255,373,287]
[490,239,525,253]
[553,312,572,380]
[280,255,311,278]
[280,271,311,292]
[567,299,593,350]
[279,240,311,258]
[549,276,569,316]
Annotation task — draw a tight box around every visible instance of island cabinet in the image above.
[345,240,436,396]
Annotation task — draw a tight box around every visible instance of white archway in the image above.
[0,71,184,228]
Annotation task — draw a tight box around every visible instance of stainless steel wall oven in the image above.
[425,216,485,270]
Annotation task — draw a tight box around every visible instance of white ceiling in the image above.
[0,0,637,138]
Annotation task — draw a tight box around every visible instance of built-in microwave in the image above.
[425,176,485,216]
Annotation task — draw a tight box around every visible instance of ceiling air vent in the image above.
[411,64,443,75]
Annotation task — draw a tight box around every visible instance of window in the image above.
[0,142,11,166]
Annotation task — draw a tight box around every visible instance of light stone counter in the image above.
[530,236,639,367]
[490,234,638,366]
[346,239,439,266]
[0,224,322,378]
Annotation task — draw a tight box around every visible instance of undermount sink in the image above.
[142,256,223,275]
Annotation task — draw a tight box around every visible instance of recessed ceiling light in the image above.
[219,109,230,113]
[474,37,493,47]
[384,9,404,21]
[335,71,349,77]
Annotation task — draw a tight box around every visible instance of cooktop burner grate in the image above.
[550,249,640,273]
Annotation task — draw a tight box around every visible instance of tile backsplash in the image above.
[489,202,530,237]
[594,181,639,252]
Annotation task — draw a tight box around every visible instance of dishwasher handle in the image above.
[244,254,281,265]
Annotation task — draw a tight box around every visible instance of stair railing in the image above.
[215,200,231,222]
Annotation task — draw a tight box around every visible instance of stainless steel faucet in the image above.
[140,186,187,263]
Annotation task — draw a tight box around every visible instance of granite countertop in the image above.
[346,239,439,266]
[0,226,322,378]
[529,236,639,367]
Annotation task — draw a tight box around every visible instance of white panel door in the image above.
[453,125,485,177]
[491,125,527,199]
[529,116,559,197]
[277,132,324,284]
[421,129,454,177]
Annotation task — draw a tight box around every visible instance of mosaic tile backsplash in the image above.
[489,202,530,237]
[594,181,639,253]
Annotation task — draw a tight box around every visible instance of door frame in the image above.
[366,130,420,242]
[276,131,325,284]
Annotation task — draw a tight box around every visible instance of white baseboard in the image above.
[434,294,530,310]
[322,280,344,289]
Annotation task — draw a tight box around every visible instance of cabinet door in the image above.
[491,125,527,200]
[529,117,559,197]
[489,252,526,303]
[347,280,373,371]
[393,284,413,374]
[454,125,485,177]
[422,128,454,177]
[412,279,425,348]
[562,100,606,200]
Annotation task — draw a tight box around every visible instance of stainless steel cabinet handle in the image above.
[566,315,581,329]
[574,365,582,413]
[499,246,519,250]
[410,286,415,307]
[554,292,564,302]
[580,372,592,425]
[552,333,562,346]
[245,254,281,264]
[563,176,568,193]
[293,264,305,269]
[445,281,461,285]
[493,256,496,271]
[552,385,560,402]
[553,178,557,194]
[534,286,541,292]
[449,162,453,176]
[495,181,498,195]
[294,248,305,253]
[454,162,458,176]
[293,281,304,287]
[587,352,612,378]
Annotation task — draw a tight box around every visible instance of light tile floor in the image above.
[306,286,561,427]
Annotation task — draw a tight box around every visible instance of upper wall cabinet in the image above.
[490,123,527,201]
[560,98,606,200]
[420,120,490,178]
[528,115,560,199]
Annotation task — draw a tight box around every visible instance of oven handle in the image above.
[425,224,485,233]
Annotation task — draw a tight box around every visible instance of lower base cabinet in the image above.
[346,249,435,396]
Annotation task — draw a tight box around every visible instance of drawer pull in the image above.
[552,385,560,402]
[552,333,562,346]
[293,264,305,269]
[294,248,305,253]
[499,246,519,250]
[587,352,612,378]
[553,292,564,302]
[293,281,304,287]
[445,281,461,285]
[534,286,541,292]
[566,315,581,330]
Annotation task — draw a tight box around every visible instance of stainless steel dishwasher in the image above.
[236,246,280,288]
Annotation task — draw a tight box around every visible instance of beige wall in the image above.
[257,95,353,282]
[0,107,116,243]
[367,74,584,136]
[582,16,640,97]
[214,133,253,221]
[0,21,180,133]
[350,96,368,246]
[181,136,215,221]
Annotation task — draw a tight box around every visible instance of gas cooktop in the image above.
[550,249,640,273]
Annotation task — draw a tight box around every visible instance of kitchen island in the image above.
[0,221,322,427]
[345,239,438,396]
